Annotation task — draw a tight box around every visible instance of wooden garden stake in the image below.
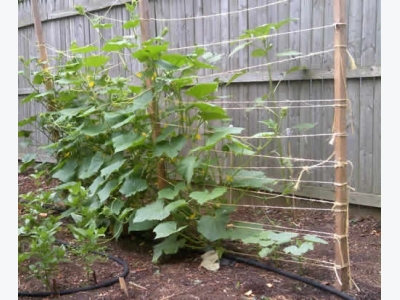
[138,0,167,190]
[31,0,59,142]
[333,0,351,291]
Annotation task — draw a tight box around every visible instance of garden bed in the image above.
[18,170,380,300]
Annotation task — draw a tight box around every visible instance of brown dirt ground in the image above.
[18,170,381,300]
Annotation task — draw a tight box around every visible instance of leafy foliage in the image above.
[19,3,322,276]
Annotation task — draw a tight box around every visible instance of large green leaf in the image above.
[133,199,169,223]
[164,200,187,213]
[88,176,105,196]
[158,182,186,200]
[79,152,104,179]
[154,135,186,158]
[206,127,244,147]
[189,187,227,205]
[176,156,199,184]
[52,159,78,182]
[110,199,125,215]
[231,170,276,190]
[259,231,299,245]
[81,123,108,136]
[198,215,228,242]
[100,159,126,179]
[70,42,98,54]
[153,221,187,239]
[303,234,328,244]
[284,242,314,256]
[126,90,153,113]
[82,55,110,67]
[227,221,263,240]
[119,176,148,197]
[152,234,186,263]
[189,102,229,121]
[132,44,169,62]
[185,82,218,99]
[112,133,146,153]
[97,179,119,203]
[128,219,159,232]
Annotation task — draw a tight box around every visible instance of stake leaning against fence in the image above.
[31,0,59,142]
[138,0,167,190]
[333,0,351,291]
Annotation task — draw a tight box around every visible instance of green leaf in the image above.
[155,59,179,71]
[75,5,85,15]
[189,102,229,121]
[154,135,186,158]
[79,152,104,179]
[100,159,125,179]
[70,42,98,53]
[164,199,187,213]
[93,23,113,29]
[112,133,145,153]
[251,48,267,57]
[260,231,298,245]
[81,123,107,136]
[103,37,136,52]
[230,170,276,190]
[152,234,186,263]
[132,44,169,62]
[126,90,153,113]
[176,156,198,184]
[82,55,110,67]
[97,179,119,203]
[225,70,247,86]
[158,182,185,200]
[53,159,78,182]
[206,127,244,147]
[123,19,141,29]
[119,177,148,197]
[303,235,328,244]
[133,199,169,223]
[189,187,227,205]
[88,176,106,196]
[276,50,302,57]
[258,247,274,258]
[153,221,187,239]
[229,42,251,57]
[198,215,228,242]
[227,221,263,240]
[185,82,218,99]
[128,219,159,232]
[292,122,318,131]
[283,242,314,256]
[222,141,255,156]
[18,115,37,127]
[22,92,39,104]
[110,199,125,215]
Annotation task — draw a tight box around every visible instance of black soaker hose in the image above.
[222,253,355,300]
[18,240,129,298]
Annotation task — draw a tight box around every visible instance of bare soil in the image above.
[18,170,381,300]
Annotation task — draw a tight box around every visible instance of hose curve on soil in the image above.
[18,240,129,298]
[222,252,355,300]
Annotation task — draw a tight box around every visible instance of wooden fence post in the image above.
[31,0,58,142]
[333,0,351,291]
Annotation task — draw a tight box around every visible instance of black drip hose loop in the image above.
[18,240,129,298]
[222,253,355,300]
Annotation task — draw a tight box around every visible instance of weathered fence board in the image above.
[18,0,381,207]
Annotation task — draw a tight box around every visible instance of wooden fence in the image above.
[18,0,381,207]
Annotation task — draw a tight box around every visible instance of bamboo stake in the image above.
[138,0,167,190]
[31,0,59,142]
[333,0,351,291]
